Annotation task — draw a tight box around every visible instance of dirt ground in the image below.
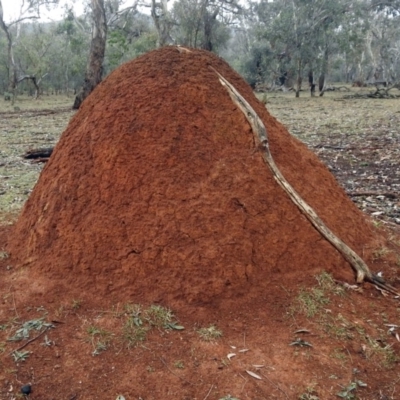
[1,78,400,400]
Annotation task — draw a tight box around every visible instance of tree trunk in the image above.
[308,70,315,97]
[318,73,325,92]
[0,1,17,102]
[319,46,329,97]
[73,0,107,110]
[151,0,173,48]
[295,59,302,98]
[17,76,40,99]
[202,7,219,51]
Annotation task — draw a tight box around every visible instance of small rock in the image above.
[21,384,32,395]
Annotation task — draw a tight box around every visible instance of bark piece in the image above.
[23,147,53,160]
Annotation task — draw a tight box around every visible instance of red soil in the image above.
[8,47,378,305]
[2,47,399,399]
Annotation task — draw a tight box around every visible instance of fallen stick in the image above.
[212,68,399,296]
[23,147,53,160]
[347,191,398,199]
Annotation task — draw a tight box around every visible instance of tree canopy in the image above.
[0,0,400,98]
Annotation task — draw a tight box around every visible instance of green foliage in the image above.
[299,387,320,400]
[197,325,223,341]
[11,350,30,362]
[171,0,235,51]
[291,272,346,318]
[315,271,345,296]
[224,0,400,90]
[121,303,183,348]
[56,9,77,37]
[130,32,158,56]
[336,381,367,399]
[242,42,274,87]
[297,287,330,318]
[1,0,400,93]
[144,305,174,327]
[123,304,149,347]
[8,318,54,342]
[86,325,113,356]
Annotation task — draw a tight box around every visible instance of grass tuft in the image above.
[197,325,223,341]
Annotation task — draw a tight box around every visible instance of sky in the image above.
[1,0,85,23]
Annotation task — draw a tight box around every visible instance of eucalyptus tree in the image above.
[14,21,58,96]
[328,1,400,86]
[73,0,107,109]
[171,0,242,51]
[248,0,352,96]
[53,8,91,93]
[367,2,400,84]
[106,8,156,69]
[0,0,58,101]
[72,0,155,108]
[370,0,400,12]
[0,34,7,91]
[150,0,173,46]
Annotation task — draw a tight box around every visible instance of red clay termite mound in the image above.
[9,47,377,304]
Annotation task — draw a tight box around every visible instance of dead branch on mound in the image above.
[212,67,399,297]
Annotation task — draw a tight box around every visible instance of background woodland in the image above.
[1,0,400,100]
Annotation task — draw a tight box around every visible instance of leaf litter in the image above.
[267,89,400,226]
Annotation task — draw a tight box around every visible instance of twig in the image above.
[10,327,50,355]
[11,289,19,318]
[237,373,248,393]
[159,357,194,385]
[345,348,353,363]
[312,145,349,150]
[86,309,122,315]
[203,384,214,400]
[261,373,290,399]
[347,191,398,199]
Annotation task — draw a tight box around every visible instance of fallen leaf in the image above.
[289,338,312,347]
[165,323,185,330]
[246,370,262,380]
[294,329,311,334]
